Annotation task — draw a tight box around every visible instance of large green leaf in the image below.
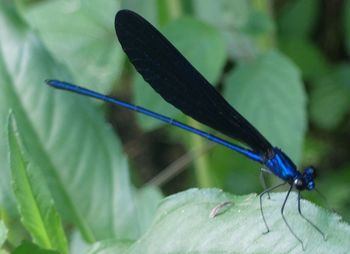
[0,3,158,242]
[123,188,350,253]
[224,50,306,163]
[8,114,68,254]
[18,0,124,93]
[134,16,226,130]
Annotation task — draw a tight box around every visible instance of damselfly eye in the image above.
[305,166,316,179]
[307,180,315,190]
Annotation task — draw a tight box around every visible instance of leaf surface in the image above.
[20,0,123,92]
[125,189,350,254]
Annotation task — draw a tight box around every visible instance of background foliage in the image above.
[1,0,350,253]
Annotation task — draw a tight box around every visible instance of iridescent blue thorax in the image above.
[264,148,299,182]
[264,148,315,191]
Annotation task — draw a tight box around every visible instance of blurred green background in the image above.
[1,0,350,253]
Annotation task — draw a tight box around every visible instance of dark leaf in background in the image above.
[277,0,319,38]
[279,38,330,80]
[310,64,350,129]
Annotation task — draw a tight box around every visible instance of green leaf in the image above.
[224,50,306,163]
[87,239,133,254]
[0,3,157,242]
[279,38,330,80]
[8,114,68,253]
[12,241,59,254]
[0,221,7,248]
[125,188,350,253]
[318,165,350,222]
[310,64,350,129]
[19,0,124,93]
[134,16,226,130]
[277,0,319,38]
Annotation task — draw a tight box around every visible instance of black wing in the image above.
[115,10,273,154]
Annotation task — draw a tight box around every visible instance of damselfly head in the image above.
[295,166,316,191]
